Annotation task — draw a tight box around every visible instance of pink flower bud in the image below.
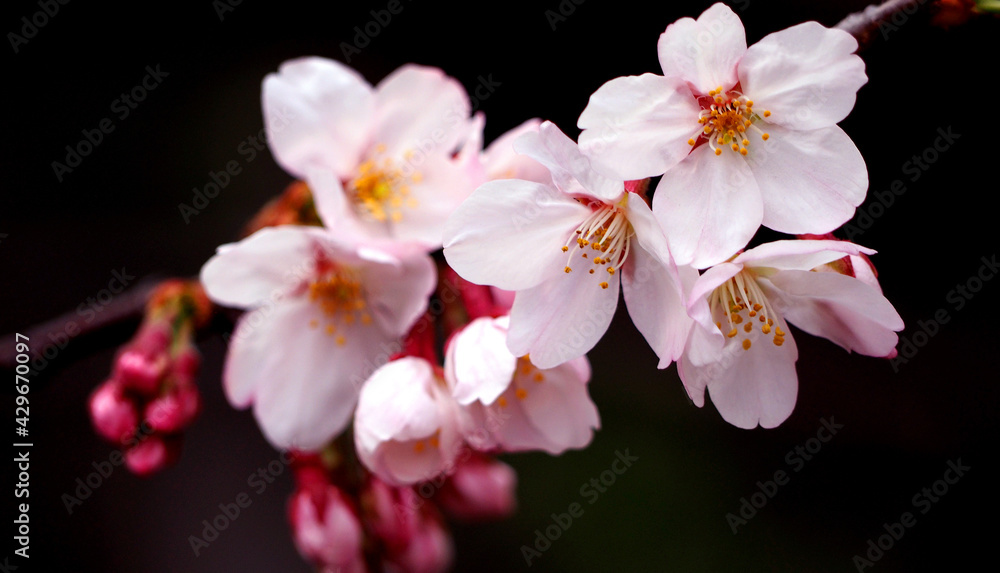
[363,478,418,553]
[88,380,139,444]
[173,347,201,382]
[289,485,366,573]
[115,350,166,396]
[386,513,453,573]
[143,383,200,434]
[437,456,517,521]
[125,435,181,476]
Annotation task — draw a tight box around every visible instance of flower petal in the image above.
[443,179,590,291]
[653,144,763,269]
[578,74,703,180]
[657,2,746,96]
[373,65,472,157]
[760,270,903,356]
[262,57,375,179]
[515,358,600,453]
[734,239,874,271]
[483,119,551,184]
[506,264,620,369]
[239,295,392,450]
[621,194,693,367]
[513,121,624,202]
[680,321,799,429]
[386,152,480,248]
[200,226,319,309]
[358,249,436,338]
[739,22,866,130]
[446,316,518,406]
[747,124,867,234]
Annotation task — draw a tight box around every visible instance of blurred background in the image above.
[3,0,997,571]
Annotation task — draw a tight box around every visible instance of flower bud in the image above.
[289,484,366,573]
[88,380,139,444]
[437,455,517,521]
[125,435,182,476]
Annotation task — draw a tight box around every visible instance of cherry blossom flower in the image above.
[679,240,903,428]
[288,482,366,573]
[200,225,435,450]
[444,315,600,454]
[263,57,481,249]
[443,121,690,369]
[436,454,518,521]
[578,2,869,268]
[354,357,464,486]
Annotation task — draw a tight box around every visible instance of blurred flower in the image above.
[443,121,689,369]
[436,454,517,521]
[361,478,453,573]
[200,225,435,450]
[578,2,869,268]
[679,240,904,428]
[262,57,481,249]
[289,481,367,573]
[445,315,600,454]
[354,357,463,486]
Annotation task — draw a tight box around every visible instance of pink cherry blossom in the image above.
[444,315,600,455]
[443,121,690,369]
[354,357,464,486]
[437,454,517,521]
[679,240,904,429]
[263,57,482,249]
[289,483,366,573]
[578,3,869,268]
[200,225,435,451]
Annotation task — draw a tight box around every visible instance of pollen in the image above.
[565,266,573,273]
[710,269,787,350]
[308,263,371,345]
[533,372,545,382]
[600,282,609,289]
[515,388,528,400]
[559,198,634,289]
[347,144,421,223]
[742,339,752,350]
[693,92,772,156]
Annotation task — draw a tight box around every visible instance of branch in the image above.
[835,0,924,50]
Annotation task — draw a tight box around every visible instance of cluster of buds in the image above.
[287,446,515,573]
[88,280,212,475]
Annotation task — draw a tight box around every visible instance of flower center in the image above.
[560,199,634,289]
[709,270,785,350]
[688,87,771,157]
[307,266,371,346]
[496,357,545,408]
[346,143,421,223]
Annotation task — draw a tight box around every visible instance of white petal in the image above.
[621,195,692,367]
[443,179,590,291]
[653,144,763,269]
[681,320,799,429]
[747,124,867,234]
[262,57,375,179]
[739,22,866,130]
[244,295,393,450]
[373,65,471,157]
[734,239,875,271]
[657,3,746,95]
[515,359,600,454]
[446,316,518,406]
[355,357,440,444]
[760,270,903,356]
[578,74,703,180]
[358,249,436,338]
[200,226,319,309]
[513,122,624,202]
[506,263,620,369]
[483,119,551,184]
[386,152,480,248]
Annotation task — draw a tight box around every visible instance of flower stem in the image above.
[835,0,925,50]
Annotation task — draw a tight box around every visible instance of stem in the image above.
[0,275,164,372]
[835,0,925,50]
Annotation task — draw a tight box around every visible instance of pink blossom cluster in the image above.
[194,3,904,570]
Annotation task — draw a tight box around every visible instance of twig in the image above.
[835,0,925,50]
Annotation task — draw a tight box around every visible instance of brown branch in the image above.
[835,0,925,50]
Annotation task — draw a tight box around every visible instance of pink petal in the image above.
[358,249,436,338]
[513,121,624,202]
[657,2,746,96]
[681,321,799,429]
[739,22,866,130]
[446,316,518,406]
[760,270,903,356]
[483,119,551,184]
[262,57,375,179]
[238,296,392,450]
[355,358,441,444]
[387,152,481,248]
[516,359,600,453]
[578,74,703,180]
[653,144,763,269]
[443,179,590,291]
[200,226,319,309]
[621,195,693,367]
[373,64,472,158]
[506,262,620,369]
[682,262,743,367]
[748,124,867,234]
[733,239,874,271]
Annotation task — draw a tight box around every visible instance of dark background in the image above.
[3,0,997,571]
